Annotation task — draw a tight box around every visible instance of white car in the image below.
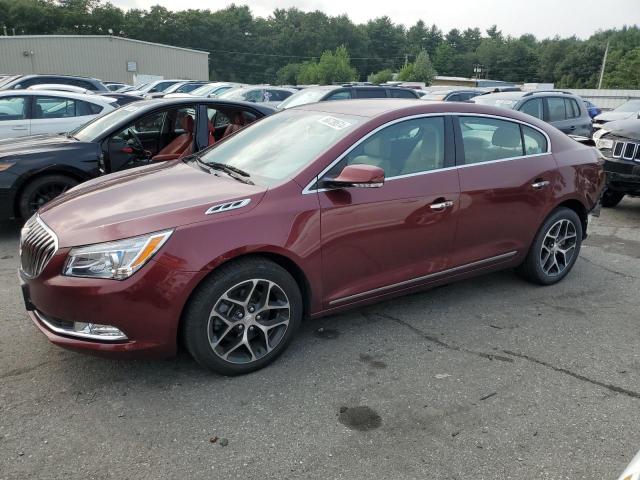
[26,84,95,95]
[164,82,243,99]
[0,90,117,140]
[618,449,640,480]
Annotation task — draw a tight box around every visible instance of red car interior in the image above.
[223,112,246,138]
[152,115,194,161]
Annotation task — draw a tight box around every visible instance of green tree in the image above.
[297,60,320,84]
[369,69,394,84]
[315,45,358,84]
[276,63,301,84]
[397,50,436,84]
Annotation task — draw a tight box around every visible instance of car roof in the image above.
[123,98,277,115]
[292,98,554,123]
[13,74,102,82]
[0,89,116,104]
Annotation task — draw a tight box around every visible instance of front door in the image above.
[317,116,460,307]
[452,115,557,268]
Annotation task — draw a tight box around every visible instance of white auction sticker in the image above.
[319,116,351,130]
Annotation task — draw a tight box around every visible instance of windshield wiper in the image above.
[188,156,253,184]
[209,162,251,178]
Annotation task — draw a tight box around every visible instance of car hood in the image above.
[39,160,267,248]
[599,118,640,140]
[0,134,89,158]
[594,111,637,122]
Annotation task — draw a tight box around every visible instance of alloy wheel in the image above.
[207,279,291,364]
[539,219,578,277]
[27,182,72,215]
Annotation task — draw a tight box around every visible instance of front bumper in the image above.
[603,157,640,192]
[21,250,205,359]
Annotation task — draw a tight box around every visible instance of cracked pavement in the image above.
[1,198,639,479]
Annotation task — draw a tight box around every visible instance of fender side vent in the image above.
[205,198,251,215]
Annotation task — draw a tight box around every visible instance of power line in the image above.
[209,49,411,61]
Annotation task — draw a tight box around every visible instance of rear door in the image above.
[0,95,31,139]
[317,115,460,307]
[452,115,557,268]
[545,96,577,134]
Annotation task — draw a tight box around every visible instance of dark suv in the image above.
[278,85,420,109]
[0,75,108,92]
[593,118,640,207]
[474,90,593,137]
[422,88,485,102]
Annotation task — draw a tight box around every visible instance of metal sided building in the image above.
[0,35,209,84]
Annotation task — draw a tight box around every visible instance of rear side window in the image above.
[519,98,543,119]
[355,88,385,99]
[86,102,104,115]
[35,96,79,118]
[546,97,566,122]
[565,98,581,118]
[458,116,523,164]
[266,89,293,101]
[325,90,351,101]
[390,89,417,99]
[0,96,27,120]
[523,126,548,155]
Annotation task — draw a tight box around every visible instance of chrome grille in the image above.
[20,215,58,278]
[612,140,640,162]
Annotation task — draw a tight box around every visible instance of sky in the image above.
[108,0,640,39]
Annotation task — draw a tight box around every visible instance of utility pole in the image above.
[598,40,610,89]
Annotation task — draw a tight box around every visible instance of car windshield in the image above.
[614,100,640,112]
[175,83,203,93]
[199,110,363,185]
[473,96,519,108]
[278,89,331,109]
[72,104,143,142]
[218,88,248,100]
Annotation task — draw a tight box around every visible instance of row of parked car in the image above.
[1,73,639,219]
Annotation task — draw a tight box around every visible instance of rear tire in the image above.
[183,257,302,375]
[518,207,583,285]
[18,174,78,219]
[601,189,624,208]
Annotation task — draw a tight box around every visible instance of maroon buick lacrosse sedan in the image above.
[19,99,604,375]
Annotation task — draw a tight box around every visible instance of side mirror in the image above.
[322,164,385,189]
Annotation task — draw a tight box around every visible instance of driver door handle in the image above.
[430,200,454,211]
[531,180,550,189]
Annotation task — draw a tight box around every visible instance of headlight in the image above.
[592,128,607,141]
[64,230,173,280]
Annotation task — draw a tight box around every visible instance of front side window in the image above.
[458,116,523,164]
[546,97,567,122]
[327,117,445,178]
[0,96,27,120]
[325,90,351,101]
[200,110,364,185]
[519,98,543,119]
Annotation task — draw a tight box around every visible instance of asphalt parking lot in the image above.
[1,198,639,480]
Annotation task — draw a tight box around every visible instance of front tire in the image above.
[601,189,624,208]
[18,174,78,219]
[183,257,302,375]
[518,207,583,285]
